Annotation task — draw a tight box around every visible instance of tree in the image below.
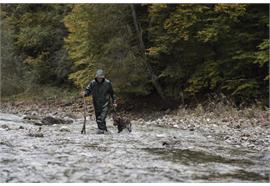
[1,8,25,96]
[65,4,152,95]
[1,4,73,91]
[146,4,269,104]
[1,4,268,105]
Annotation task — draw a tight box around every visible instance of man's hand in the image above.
[80,91,86,97]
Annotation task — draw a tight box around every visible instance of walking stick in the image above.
[81,96,87,134]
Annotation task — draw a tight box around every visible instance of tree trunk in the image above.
[130,4,165,100]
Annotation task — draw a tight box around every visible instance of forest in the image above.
[0,4,270,183]
[1,4,269,106]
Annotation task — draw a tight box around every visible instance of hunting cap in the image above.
[95,69,105,78]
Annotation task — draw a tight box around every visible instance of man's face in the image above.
[96,77,103,83]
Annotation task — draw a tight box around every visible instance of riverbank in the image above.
[1,99,269,152]
[0,100,269,182]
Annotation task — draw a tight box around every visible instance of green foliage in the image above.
[1,9,25,96]
[146,4,269,104]
[64,4,151,95]
[255,39,269,67]
[1,4,72,92]
[1,4,268,105]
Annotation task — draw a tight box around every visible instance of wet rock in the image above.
[135,118,144,125]
[162,139,181,148]
[222,118,229,122]
[241,133,251,137]
[34,122,43,126]
[28,132,44,138]
[173,124,179,128]
[235,124,241,129]
[0,141,13,147]
[22,115,39,120]
[18,126,24,129]
[162,141,170,146]
[249,139,257,143]
[145,121,152,125]
[1,124,10,130]
[155,118,161,124]
[187,123,195,130]
[224,136,230,140]
[41,116,73,125]
[242,141,250,147]
[27,127,44,138]
[156,134,166,138]
[52,112,58,115]
[60,126,71,132]
[247,144,256,148]
[225,139,232,144]
[260,121,269,127]
[165,109,171,114]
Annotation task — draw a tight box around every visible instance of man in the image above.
[81,69,117,134]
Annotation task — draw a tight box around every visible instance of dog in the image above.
[112,112,132,133]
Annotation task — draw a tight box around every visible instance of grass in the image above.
[1,85,80,103]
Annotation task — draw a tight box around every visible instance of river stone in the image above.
[235,124,241,129]
[60,126,71,132]
[145,121,151,125]
[173,124,179,128]
[27,127,44,137]
[22,115,41,120]
[165,109,171,114]
[0,141,13,147]
[156,134,166,138]
[224,136,230,140]
[41,116,73,125]
[162,141,170,146]
[27,128,44,137]
[1,124,10,130]
[34,122,43,126]
[28,133,44,138]
[162,139,181,148]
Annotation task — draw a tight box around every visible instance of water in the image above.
[0,112,269,182]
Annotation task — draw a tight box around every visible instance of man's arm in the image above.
[84,80,95,97]
[109,81,117,105]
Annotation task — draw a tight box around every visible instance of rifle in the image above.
[81,96,87,134]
